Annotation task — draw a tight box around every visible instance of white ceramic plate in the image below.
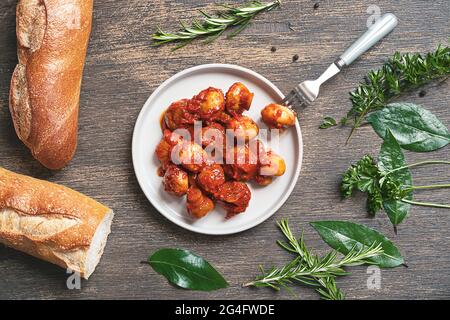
[132,64,303,235]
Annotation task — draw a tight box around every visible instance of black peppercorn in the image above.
[293,54,299,62]
[314,2,320,10]
[419,90,427,97]
[271,46,277,52]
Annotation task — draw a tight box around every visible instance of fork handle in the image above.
[337,13,398,67]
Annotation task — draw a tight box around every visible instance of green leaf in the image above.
[378,130,412,226]
[310,221,404,268]
[319,117,337,129]
[382,196,411,227]
[367,103,450,152]
[148,248,229,291]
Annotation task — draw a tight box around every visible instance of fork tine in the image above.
[284,91,300,106]
[282,88,310,110]
[281,90,296,105]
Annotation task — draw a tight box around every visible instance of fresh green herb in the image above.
[319,117,338,129]
[341,130,450,230]
[152,1,281,50]
[367,103,450,152]
[344,45,450,141]
[341,154,384,215]
[310,221,404,268]
[147,248,228,291]
[244,219,385,300]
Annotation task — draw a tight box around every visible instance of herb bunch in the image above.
[152,1,281,50]
[325,46,450,139]
[243,219,384,300]
[341,155,385,215]
[342,130,450,231]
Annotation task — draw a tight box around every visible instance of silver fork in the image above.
[283,13,398,109]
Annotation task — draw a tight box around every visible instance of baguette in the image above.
[0,167,114,279]
[9,0,94,170]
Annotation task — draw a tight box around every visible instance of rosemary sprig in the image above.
[152,1,281,49]
[243,219,383,300]
[345,45,450,142]
[276,219,344,300]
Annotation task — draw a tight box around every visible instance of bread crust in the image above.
[9,0,93,170]
[0,167,113,279]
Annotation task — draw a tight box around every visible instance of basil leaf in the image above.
[367,103,450,152]
[378,130,412,226]
[149,248,228,291]
[311,221,404,268]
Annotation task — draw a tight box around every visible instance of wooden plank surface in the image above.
[0,0,449,299]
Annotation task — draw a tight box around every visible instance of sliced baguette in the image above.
[0,167,114,279]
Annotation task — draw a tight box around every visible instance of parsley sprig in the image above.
[342,131,450,231]
[342,158,450,210]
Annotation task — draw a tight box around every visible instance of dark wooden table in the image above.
[1,0,449,300]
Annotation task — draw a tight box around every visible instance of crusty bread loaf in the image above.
[9,0,94,170]
[0,167,113,279]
